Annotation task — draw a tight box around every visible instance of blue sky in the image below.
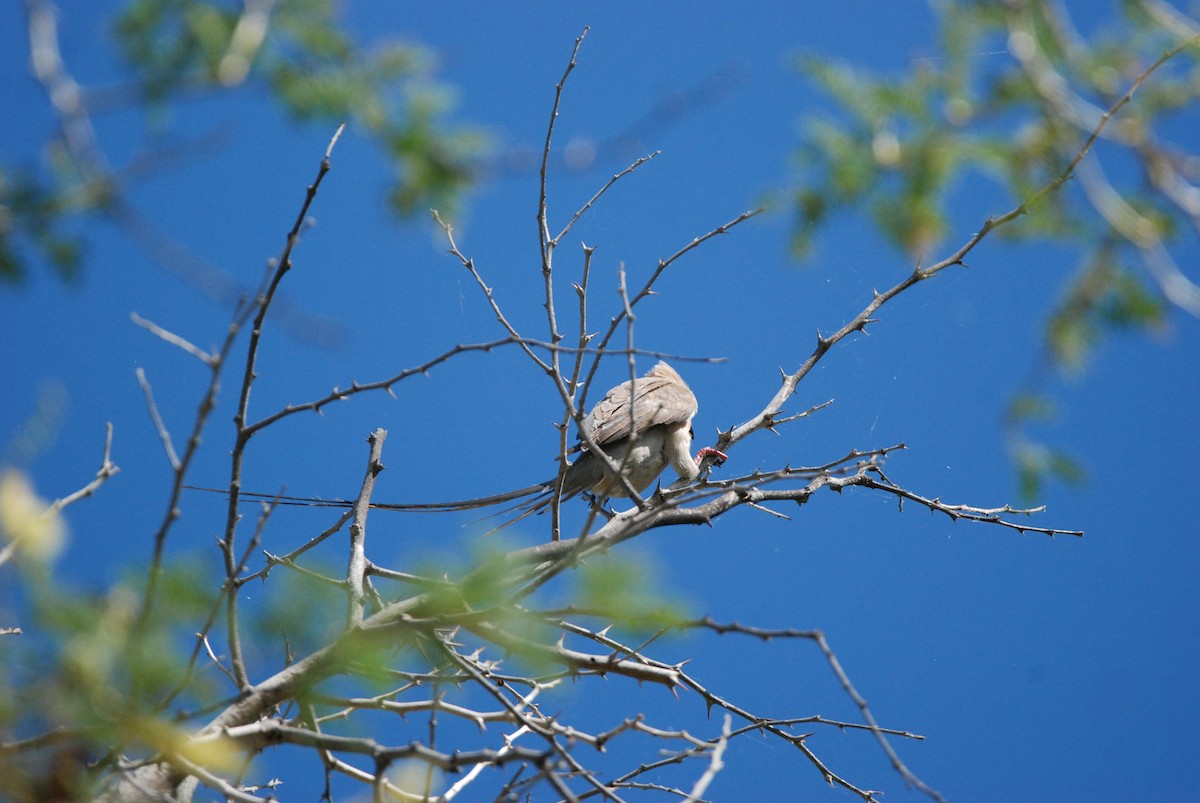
[3,3,1199,801]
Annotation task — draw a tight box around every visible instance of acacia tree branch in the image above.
[553,152,659,245]
[135,368,180,471]
[47,421,118,515]
[715,36,1195,459]
[216,123,345,691]
[560,613,913,802]
[110,28,1192,803]
[578,208,761,406]
[683,715,729,803]
[535,29,589,404]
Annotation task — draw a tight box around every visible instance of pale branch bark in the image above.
[200,719,556,770]
[855,470,1083,536]
[309,691,532,728]
[463,621,682,687]
[560,618,924,739]
[561,617,909,803]
[683,715,729,803]
[156,481,282,713]
[346,429,386,625]
[162,752,267,803]
[135,368,180,471]
[436,635,607,802]
[138,311,244,626]
[556,242,599,536]
[130,312,216,366]
[238,509,353,584]
[128,438,1070,798]
[48,421,118,515]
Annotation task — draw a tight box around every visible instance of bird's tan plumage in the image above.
[188,361,724,531]
[581,361,698,450]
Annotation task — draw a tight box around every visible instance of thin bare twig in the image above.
[716,36,1195,462]
[130,312,215,365]
[135,368,181,471]
[683,715,730,803]
[219,122,346,690]
[346,429,386,625]
[48,421,118,515]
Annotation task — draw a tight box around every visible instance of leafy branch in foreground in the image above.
[792,1,1200,494]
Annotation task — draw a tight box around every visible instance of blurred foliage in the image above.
[1011,435,1087,499]
[577,554,689,633]
[112,0,488,214]
[4,0,486,286]
[791,0,1197,495]
[0,169,84,285]
[0,557,219,801]
[7,4,1195,795]
[0,469,66,563]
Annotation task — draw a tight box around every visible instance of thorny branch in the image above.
[90,24,1191,803]
[714,32,1199,465]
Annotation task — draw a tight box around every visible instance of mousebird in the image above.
[190,361,726,529]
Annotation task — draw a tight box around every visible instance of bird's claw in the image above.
[695,447,729,467]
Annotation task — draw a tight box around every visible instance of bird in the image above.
[191,361,726,529]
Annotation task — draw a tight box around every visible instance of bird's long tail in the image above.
[182,482,555,514]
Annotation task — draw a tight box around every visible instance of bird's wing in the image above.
[582,362,698,448]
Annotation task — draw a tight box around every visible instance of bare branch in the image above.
[553,151,660,245]
[131,312,216,365]
[346,429,386,625]
[135,368,181,471]
[47,421,118,515]
[718,39,1195,459]
[683,715,730,803]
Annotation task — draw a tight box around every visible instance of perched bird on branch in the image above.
[192,361,726,529]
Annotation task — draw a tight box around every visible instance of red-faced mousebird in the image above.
[189,361,726,530]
